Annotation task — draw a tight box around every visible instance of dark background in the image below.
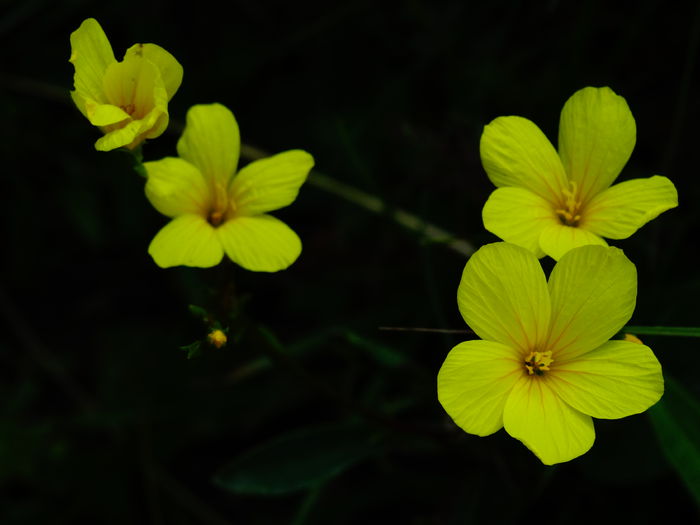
[1,0,699,523]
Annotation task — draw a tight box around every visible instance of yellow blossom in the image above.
[480,87,678,260]
[437,242,663,465]
[69,18,183,151]
[144,103,314,271]
[207,329,227,349]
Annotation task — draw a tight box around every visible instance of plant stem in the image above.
[240,144,474,258]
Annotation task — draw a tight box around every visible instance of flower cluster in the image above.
[69,18,313,271]
[437,87,676,464]
[69,20,676,465]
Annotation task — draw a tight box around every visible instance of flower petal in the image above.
[95,114,163,151]
[545,245,636,361]
[149,215,224,268]
[538,223,607,260]
[582,176,678,239]
[482,187,559,258]
[144,158,211,218]
[102,58,167,121]
[503,375,594,465]
[480,116,568,205]
[437,340,522,436]
[69,18,116,105]
[216,215,301,272]
[177,104,240,188]
[230,150,314,215]
[457,243,551,353]
[549,340,663,420]
[85,103,131,127]
[124,43,183,101]
[558,86,636,204]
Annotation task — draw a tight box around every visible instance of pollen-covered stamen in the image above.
[119,103,136,116]
[206,181,234,227]
[524,351,553,376]
[554,180,582,226]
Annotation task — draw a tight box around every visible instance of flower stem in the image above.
[240,144,474,258]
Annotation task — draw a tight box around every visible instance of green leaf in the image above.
[187,304,209,321]
[214,422,380,495]
[648,376,700,507]
[179,341,202,359]
[623,326,700,337]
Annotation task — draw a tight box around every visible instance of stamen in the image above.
[524,351,553,376]
[554,180,582,226]
[119,103,136,115]
[207,182,234,227]
[208,210,224,226]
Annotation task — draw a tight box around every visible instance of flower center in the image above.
[119,103,136,116]
[206,181,234,227]
[208,210,225,226]
[554,181,582,226]
[524,351,553,376]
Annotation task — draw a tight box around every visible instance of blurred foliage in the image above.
[1,0,700,523]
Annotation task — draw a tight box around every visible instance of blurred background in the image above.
[1,0,699,522]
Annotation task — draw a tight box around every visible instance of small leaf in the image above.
[188,304,209,321]
[214,422,380,495]
[623,326,700,338]
[179,341,202,359]
[648,376,700,506]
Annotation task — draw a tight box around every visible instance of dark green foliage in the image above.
[214,421,380,495]
[2,0,700,523]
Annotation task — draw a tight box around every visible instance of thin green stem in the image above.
[240,144,474,258]
[623,326,700,338]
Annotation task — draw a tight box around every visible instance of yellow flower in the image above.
[144,103,314,271]
[207,329,228,349]
[437,242,663,465]
[480,87,678,260]
[69,18,183,151]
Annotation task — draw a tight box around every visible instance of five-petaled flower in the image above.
[69,18,183,151]
[480,86,678,260]
[144,103,314,271]
[437,242,663,465]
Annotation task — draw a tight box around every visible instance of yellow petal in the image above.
[148,215,223,268]
[538,223,607,260]
[503,375,595,465]
[482,187,559,258]
[230,150,314,215]
[457,243,551,353]
[545,245,636,362]
[582,176,678,239]
[94,110,164,151]
[85,103,131,127]
[437,340,522,436]
[144,158,211,218]
[550,340,663,420]
[102,57,166,121]
[177,104,240,189]
[124,43,183,101]
[480,116,568,205]
[216,215,301,272]
[69,18,116,105]
[558,87,636,204]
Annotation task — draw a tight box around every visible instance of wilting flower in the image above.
[69,18,183,151]
[480,87,677,260]
[144,103,314,271]
[437,242,663,465]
